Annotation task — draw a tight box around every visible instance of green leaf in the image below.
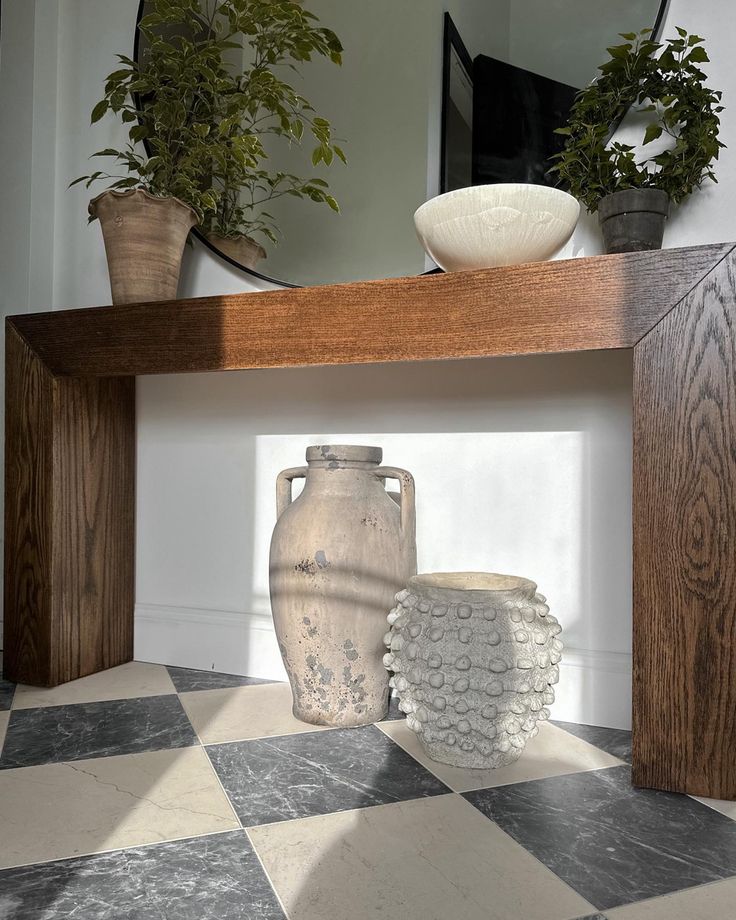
[643,123,663,145]
[687,46,709,63]
[90,99,109,124]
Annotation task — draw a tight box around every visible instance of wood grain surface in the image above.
[8,244,732,378]
[4,325,55,685]
[4,326,135,686]
[51,375,136,684]
[633,251,736,799]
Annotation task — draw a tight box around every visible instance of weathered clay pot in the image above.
[207,232,267,269]
[269,445,417,727]
[598,188,669,254]
[89,188,198,305]
[384,572,562,768]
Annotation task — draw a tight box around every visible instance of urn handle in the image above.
[276,467,307,519]
[374,467,416,537]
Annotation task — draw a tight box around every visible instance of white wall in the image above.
[2,0,734,728]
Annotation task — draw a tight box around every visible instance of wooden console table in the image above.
[5,244,736,799]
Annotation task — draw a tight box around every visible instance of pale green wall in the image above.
[510,0,664,87]
[252,0,438,286]
[247,0,664,284]
[251,0,513,286]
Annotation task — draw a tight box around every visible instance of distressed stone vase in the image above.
[384,572,562,768]
[269,445,417,727]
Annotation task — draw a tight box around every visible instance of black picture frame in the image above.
[440,13,473,195]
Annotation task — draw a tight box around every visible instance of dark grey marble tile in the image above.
[0,652,16,711]
[464,765,736,911]
[0,695,198,769]
[553,719,632,763]
[0,678,15,712]
[167,666,276,693]
[0,831,284,920]
[207,724,449,826]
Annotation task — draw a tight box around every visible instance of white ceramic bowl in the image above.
[414,184,580,271]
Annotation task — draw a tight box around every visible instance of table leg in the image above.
[4,323,135,686]
[633,251,736,799]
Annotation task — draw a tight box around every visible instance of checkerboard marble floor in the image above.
[1,656,735,919]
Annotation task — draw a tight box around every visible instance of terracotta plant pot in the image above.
[206,232,267,270]
[598,188,670,255]
[89,188,198,305]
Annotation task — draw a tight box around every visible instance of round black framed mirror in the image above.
[135,0,671,289]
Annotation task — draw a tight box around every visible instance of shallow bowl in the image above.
[414,184,580,271]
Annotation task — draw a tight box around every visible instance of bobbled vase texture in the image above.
[269,445,417,728]
[383,573,562,768]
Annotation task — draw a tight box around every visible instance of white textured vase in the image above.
[414,183,580,271]
[383,572,562,768]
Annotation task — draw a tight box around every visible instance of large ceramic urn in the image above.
[269,445,416,727]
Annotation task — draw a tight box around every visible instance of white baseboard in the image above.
[134,602,288,682]
[134,603,631,729]
[552,646,632,730]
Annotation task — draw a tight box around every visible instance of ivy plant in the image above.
[550,28,725,212]
[72,0,344,242]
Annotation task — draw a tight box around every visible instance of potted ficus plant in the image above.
[198,0,345,269]
[551,28,724,254]
[73,0,344,303]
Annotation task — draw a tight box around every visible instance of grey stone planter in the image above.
[384,572,562,769]
[598,188,670,254]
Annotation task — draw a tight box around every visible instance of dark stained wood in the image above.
[633,251,736,799]
[8,243,732,378]
[5,242,736,799]
[51,375,136,684]
[4,324,135,686]
[5,325,55,685]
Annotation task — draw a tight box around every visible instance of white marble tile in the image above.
[0,746,239,869]
[11,661,176,710]
[377,719,623,793]
[248,793,596,920]
[181,681,334,745]
[693,794,736,820]
[606,877,736,918]
[0,711,9,755]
